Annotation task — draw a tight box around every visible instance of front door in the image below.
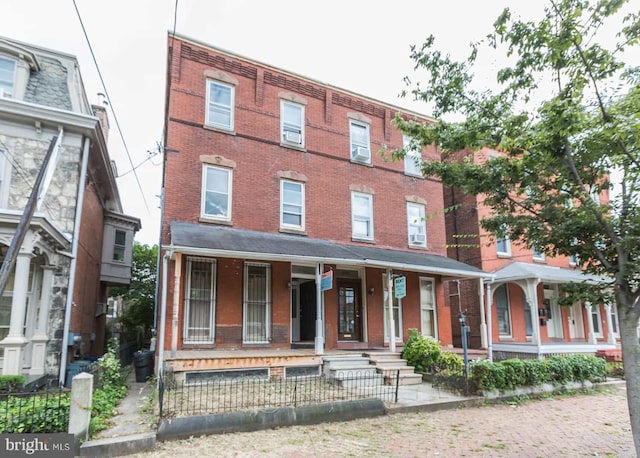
[544,286,563,339]
[338,280,362,341]
[568,302,585,340]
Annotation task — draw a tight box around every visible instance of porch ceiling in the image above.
[490,261,608,285]
[167,221,489,279]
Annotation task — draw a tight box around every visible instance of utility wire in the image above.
[72,0,150,213]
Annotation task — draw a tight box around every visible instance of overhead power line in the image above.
[72,0,150,213]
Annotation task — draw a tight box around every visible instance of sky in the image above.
[2,1,631,245]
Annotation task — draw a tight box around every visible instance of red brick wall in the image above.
[71,181,107,357]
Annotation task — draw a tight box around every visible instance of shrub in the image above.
[0,375,25,392]
[401,329,442,373]
[470,354,607,394]
[89,340,128,437]
[434,351,464,372]
[0,392,70,433]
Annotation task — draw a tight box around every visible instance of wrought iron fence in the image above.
[159,369,400,419]
[0,386,69,434]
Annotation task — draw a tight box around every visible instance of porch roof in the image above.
[489,261,608,285]
[167,221,489,279]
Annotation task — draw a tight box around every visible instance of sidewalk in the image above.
[79,369,156,457]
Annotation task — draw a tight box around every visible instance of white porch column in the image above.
[478,279,487,349]
[519,279,541,357]
[1,252,33,375]
[171,253,181,358]
[486,283,493,362]
[314,263,324,355]
[386,269,396,353]
[604,303,616,345]
[29,265,55,375]
[585,302,597,344]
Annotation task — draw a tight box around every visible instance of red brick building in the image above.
[444,148,619,360]
[158,34,486,377]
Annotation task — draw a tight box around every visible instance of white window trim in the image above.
[0,149,10,208]
[280,100,305,147]
[496,228,511,257]
[243,262,271,344]
[280,180,305,231]
[201,164,232,222]
[496,284,512,338]
[113,229,127,263]
[205,79,235,131]
[532,246,545,262]
[351,191,374,241]
[407,202,427,247]
[183,257,216,344]
[0,56,16,98]
[419,277,437,339]
[591,304,603,338]
[349,120,371,164]
[403,135,422,176]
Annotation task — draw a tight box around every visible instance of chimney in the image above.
[92,93,110,145]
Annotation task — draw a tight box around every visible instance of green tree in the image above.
[391,0,639,452]
[111,243,158,343]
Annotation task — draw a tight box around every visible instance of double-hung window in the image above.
[201,165,232,221]
[281,101,304,146]
[0,57,15,98]
[113,230,126,262]
[403,135,422,176]
[532,245,545,261]
[280,180,304,230]
[351,192,373,240]
[243,262,271,343]
[407,202,426,247]
[495,284,512,337]
[184,257,216,343]
[496,225,511,256]
[206,80,234,130]
[420,277,437,339]
[350,120,370,163]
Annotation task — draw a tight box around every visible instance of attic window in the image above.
[0,56,16,98]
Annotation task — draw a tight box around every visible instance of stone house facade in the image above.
[0,36,140,384]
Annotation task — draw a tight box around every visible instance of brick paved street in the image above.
[133,385,634,457]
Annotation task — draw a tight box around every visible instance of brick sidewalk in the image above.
[131,385,634,457]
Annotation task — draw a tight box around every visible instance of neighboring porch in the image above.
[492,341,618,361]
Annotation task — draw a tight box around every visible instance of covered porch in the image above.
[486,262,617,361]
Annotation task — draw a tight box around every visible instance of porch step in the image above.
[364,352,422,386]
[322,355,372,377]
[328,368,384,388]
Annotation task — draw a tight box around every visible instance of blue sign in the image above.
[321,270,333,291]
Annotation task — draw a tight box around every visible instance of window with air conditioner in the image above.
[350,120,370,164]
[407,202,426,247]
[206,80,234,130]
[351,192,373,240]
[0,56,16,98]
[281,101,304,146]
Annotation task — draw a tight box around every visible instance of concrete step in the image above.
[323,355,371,377]
[368,357,409,366]
[330,370,386,388]
[384,372,423,386]
[375,365,417,376]
[362,352,402,360]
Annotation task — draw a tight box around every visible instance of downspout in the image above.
[157,251,169,388]
[59,136,90,387]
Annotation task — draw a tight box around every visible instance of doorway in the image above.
[291,278,316,344]
[544,285,563,339]
[337,280,362,341]
[568,302,585,340]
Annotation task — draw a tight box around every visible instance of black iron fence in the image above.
[0,386,69,434]
[159,369,400,419]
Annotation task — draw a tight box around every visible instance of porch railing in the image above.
[159,369,400,419]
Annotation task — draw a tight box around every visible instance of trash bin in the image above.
[133,350,154,382]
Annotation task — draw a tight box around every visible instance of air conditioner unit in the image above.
[284,131,302,144]
[410,234,426,244]
[95,302,107,317]
[352,146,370,162]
